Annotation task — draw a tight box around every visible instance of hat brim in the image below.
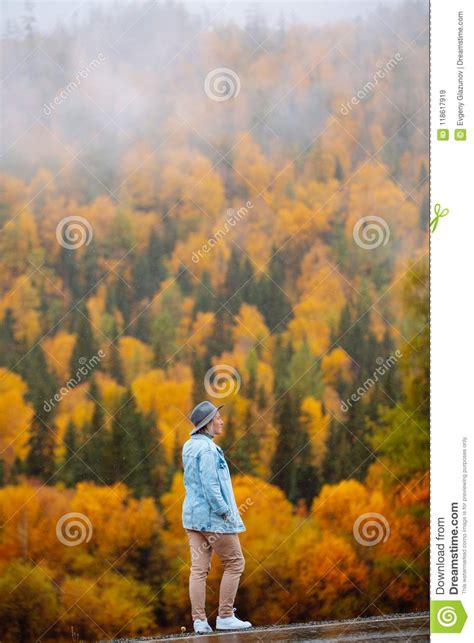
[190,404,224,435]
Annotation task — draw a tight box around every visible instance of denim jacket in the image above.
[182,433,246,533]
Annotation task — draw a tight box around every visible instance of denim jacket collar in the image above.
[191,432,214,441]
[191,432,224,454]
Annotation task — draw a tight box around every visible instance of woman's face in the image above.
[210,411,224,435]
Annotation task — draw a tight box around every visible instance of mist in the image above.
[1,0,427,203]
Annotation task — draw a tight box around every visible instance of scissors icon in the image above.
[430,203,449,233]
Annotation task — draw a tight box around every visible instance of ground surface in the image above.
[103,612,430,642]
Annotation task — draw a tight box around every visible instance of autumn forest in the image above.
[0,1,429,640]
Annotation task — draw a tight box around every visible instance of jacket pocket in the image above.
[192,502,211,530]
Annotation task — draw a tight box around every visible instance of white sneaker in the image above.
[193,618,212,634]
[216,607,252,630]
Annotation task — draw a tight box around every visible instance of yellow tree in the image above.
[0,369,34,469]
[289,264,346,356]
[132,365,193,460]
[233,134,274,197]
[300,397,331,468]
[118,336,153,386]
[287,528,368,620]
[42,332,76,381]
[69,482,160,564]
[59,573,157,640]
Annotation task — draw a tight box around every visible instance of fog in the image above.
[1,0,427,202]
[2,0,407,33]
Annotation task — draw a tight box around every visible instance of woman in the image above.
[182,400,252,634]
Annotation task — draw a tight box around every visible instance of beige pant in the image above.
[185,528,245,620]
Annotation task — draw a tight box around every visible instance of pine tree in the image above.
[25,419,57,481]
[105,281,117,313]
[18,344,57,423]
[134,306,152,342]
[128,407,158,498]
[257,248,292,331]
[21,0,36,40]
[81,381,109,483]
[336,287,379,378]
[58,245,80,301]
[244,349,258,399]
[272,399,319,507]
[132,231,166,303]
[108,320,124,384]
[162,218,178,255]
[288,342,323,402]
[270,346,319,506]
[9,456,24,485]
[116,276,132,327]
[293,420,319,510]
[230,407,260,475]
[81,243,100,297]
[270,392,299,502]
[132,252,150,301]
[256,384,267,410]
[70,302,99,376]
[111,391,163,497]
[110,404,130,485]
[205,308,234,362]
[222,247,245,314]
[0,308,17,368]
[194,271,215,314]
[176,263,193,296]
[332,219,349,268]
[191,354,207,404]
[272,335,293,397]
[19,344,58,480]
[220,413,236,455]
[59,420,83,487]
[163,431,182,494]
[239,256,256,305]
[368,329,401,417]
[147,230,166,295]
[322,405,372,484]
